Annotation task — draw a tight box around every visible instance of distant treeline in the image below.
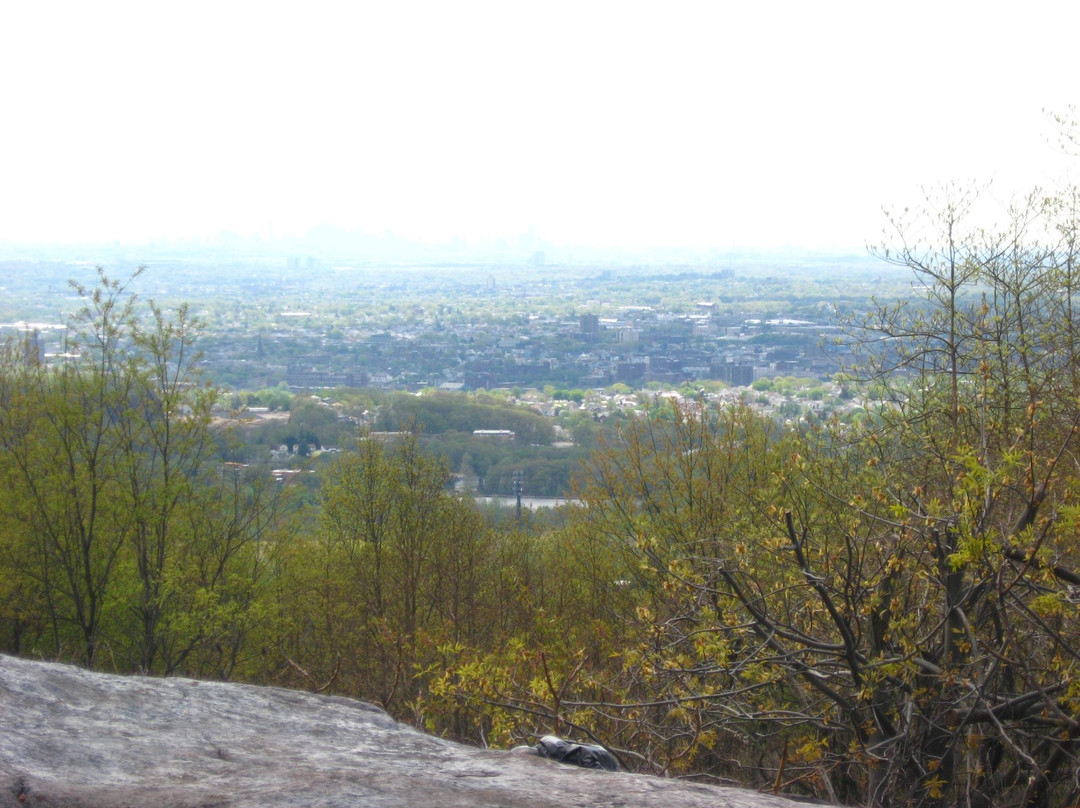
[374,391,555,445]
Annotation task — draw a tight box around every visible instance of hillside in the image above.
[0,655,821,808]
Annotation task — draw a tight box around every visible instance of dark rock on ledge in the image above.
[0,654,825,808]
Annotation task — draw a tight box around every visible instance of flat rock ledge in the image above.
[0,654,821,808]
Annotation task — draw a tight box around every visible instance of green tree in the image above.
[0,269,289,675]
[282,432,489,713]
[0,273,143,665]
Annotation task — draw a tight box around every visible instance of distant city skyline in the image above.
[1,1,1077,256]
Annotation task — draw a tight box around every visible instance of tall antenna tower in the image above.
[513,470,524,524]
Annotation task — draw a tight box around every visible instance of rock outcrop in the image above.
[0,654,822,807]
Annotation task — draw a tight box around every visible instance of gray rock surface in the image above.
[0,654,821,807]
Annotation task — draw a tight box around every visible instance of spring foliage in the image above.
[6,183,1080,807]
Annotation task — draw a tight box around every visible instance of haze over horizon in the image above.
[2,1,1078,260]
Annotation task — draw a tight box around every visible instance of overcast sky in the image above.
[1,1,1077,254]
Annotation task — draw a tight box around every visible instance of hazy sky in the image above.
[2,1,1077,253]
